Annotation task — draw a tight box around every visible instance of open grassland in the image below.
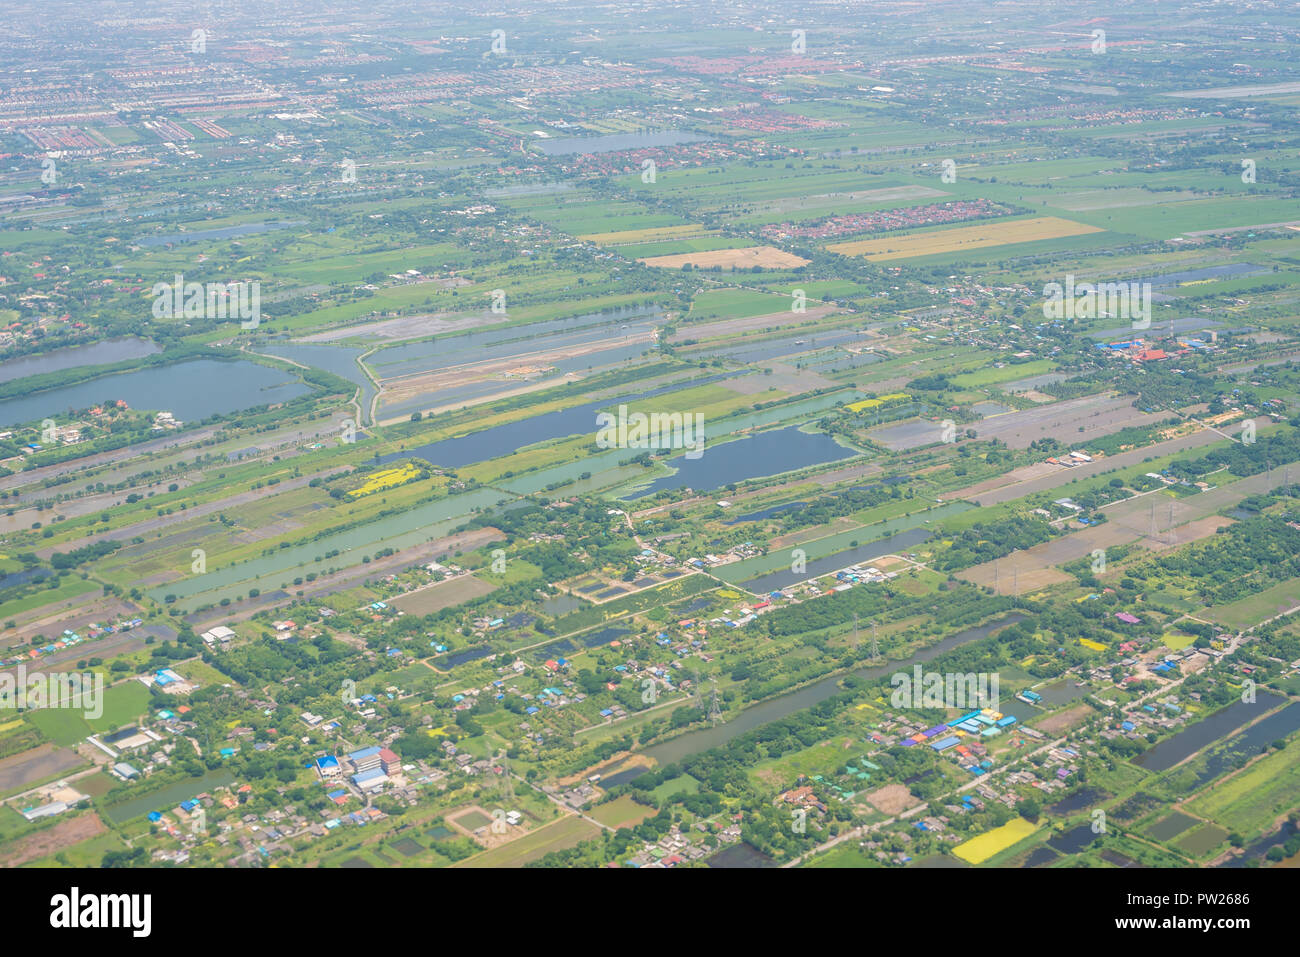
[451,814,599,868]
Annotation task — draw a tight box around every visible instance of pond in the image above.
[867,418,947,451]
[1048,787,1109,815]
[706,843,778,868]
[0,337,161,385]
[540,594,588,617]
[1174,700,1300,789]
[625,426,858,499]
[1132,693,1286,772]
[599,766,651,789]
[578,626,632,649]
[1220,820,1298,868]
[1142,263,1268,288]
[0,358,312,429]
[102,768,237,825]
[725,500,809,525]
[437,646,492,669]
[1047,823,1099,855]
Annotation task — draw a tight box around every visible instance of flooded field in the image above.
[1133,693,1286,772]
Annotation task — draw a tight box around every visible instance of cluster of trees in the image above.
[1133,517,1300,606]
[933,516,1053,572]
[49,539,122,570]
[1168,426,1300,482]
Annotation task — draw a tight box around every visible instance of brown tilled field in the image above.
[640,246,810,270]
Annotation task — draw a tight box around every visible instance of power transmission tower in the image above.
[1167,502,1175,545]
[853,612,860,655]
[708,680,722,727]
[871,620,880,662]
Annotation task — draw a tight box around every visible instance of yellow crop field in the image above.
[580,224,711,244]
[348,463,424,499]
[827,217,1103,261]
[952,817,1040,864]
[639,246,811,270]
[847,393,910,413]
[1079,638,1108,651]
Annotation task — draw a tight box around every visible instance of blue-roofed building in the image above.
[315,755,341,778]
[353,767,387,791]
